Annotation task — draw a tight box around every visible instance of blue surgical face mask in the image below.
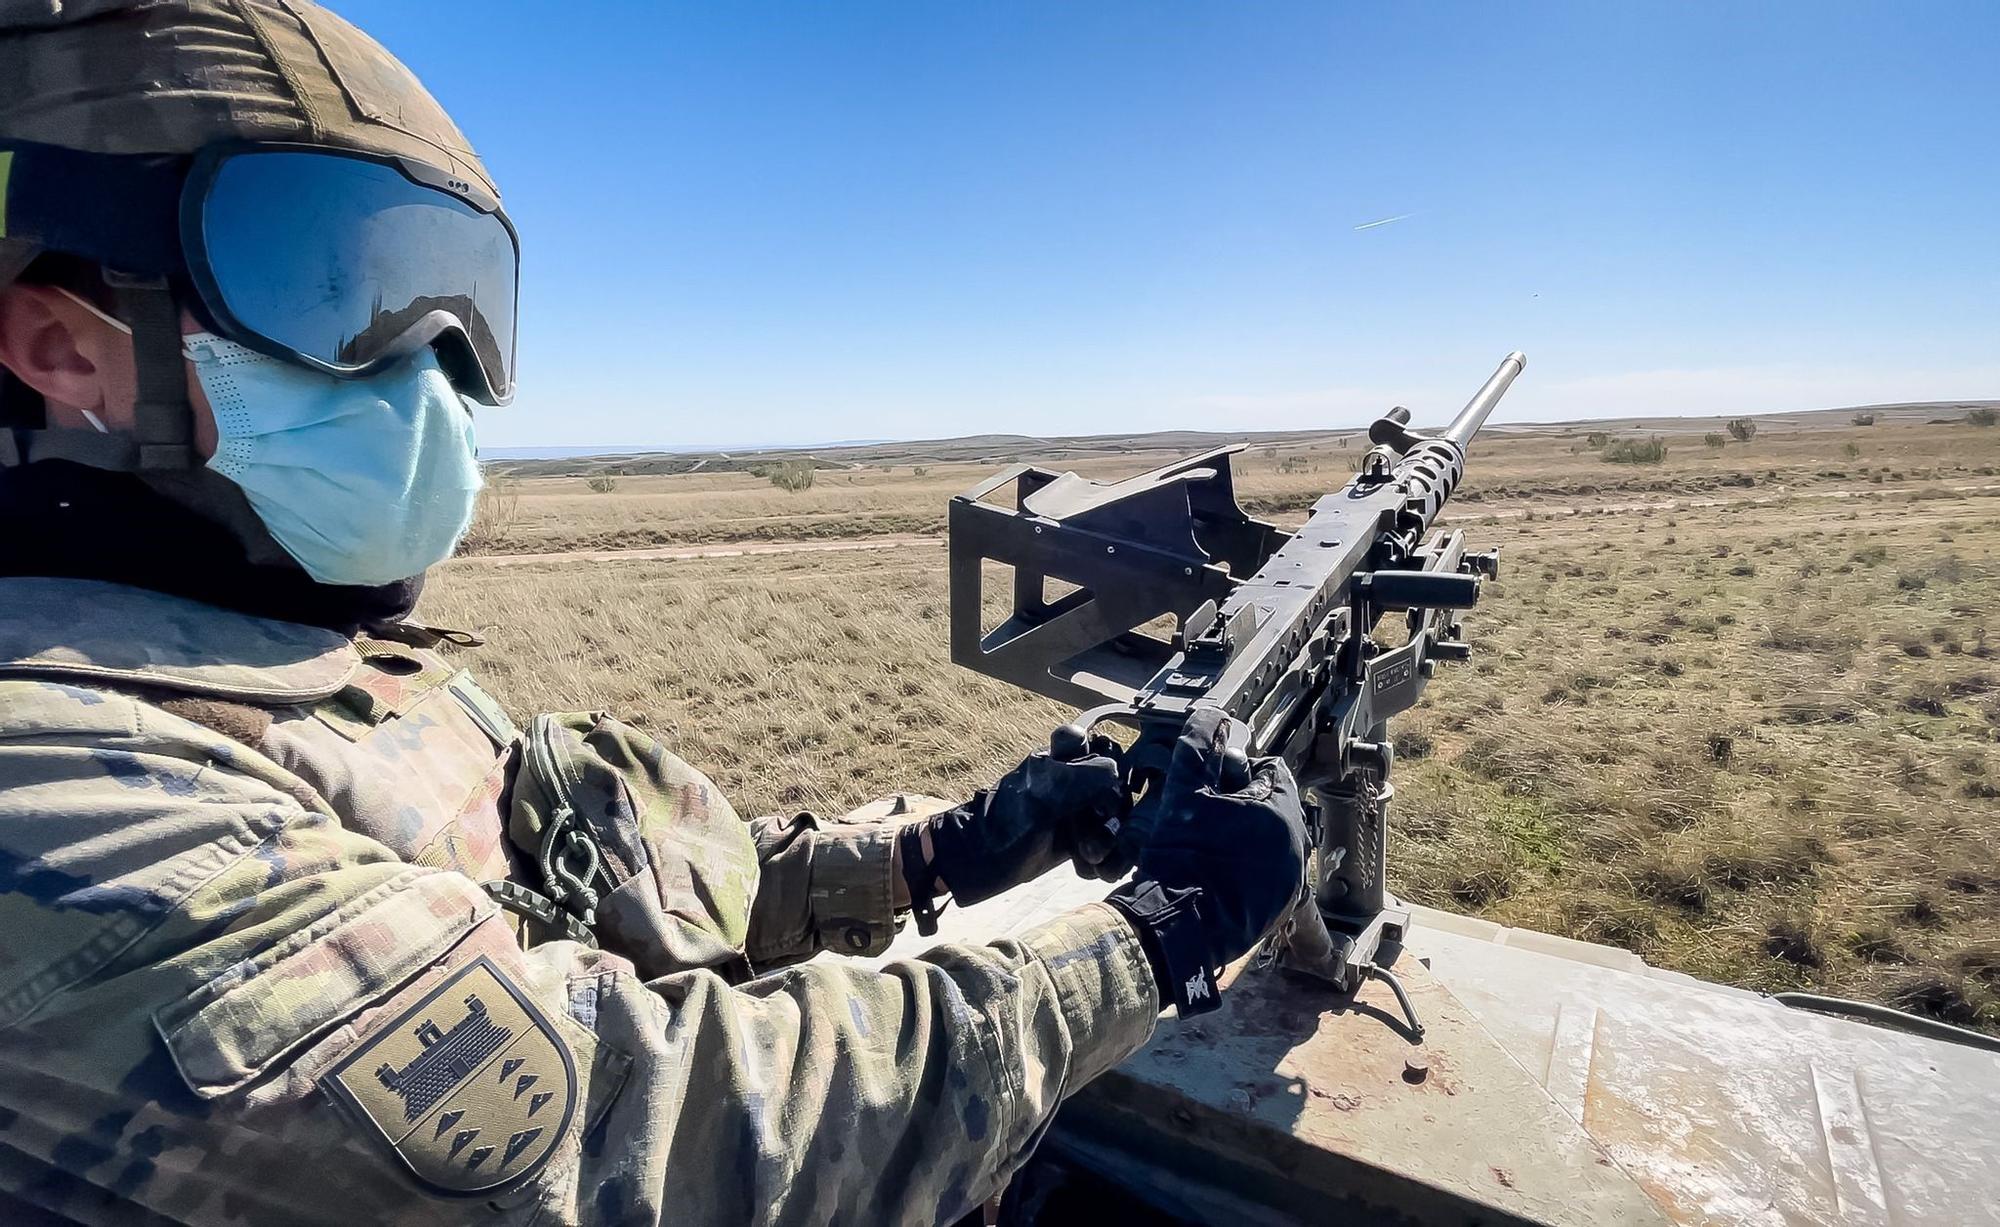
[185,333,484,587]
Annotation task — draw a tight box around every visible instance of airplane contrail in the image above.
[1353,212,1418,231]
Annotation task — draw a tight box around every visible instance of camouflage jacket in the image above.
[0,577,1159,1225]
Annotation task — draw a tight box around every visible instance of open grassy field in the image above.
[428,407,2000,1029]
[462,403,1998,556]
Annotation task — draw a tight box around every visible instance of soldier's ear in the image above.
[0,282,130,422]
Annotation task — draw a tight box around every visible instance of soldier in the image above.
[0,3,1305,1225]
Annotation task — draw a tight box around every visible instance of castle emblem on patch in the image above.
[377,993,514,1121]
[325,956,576,1196]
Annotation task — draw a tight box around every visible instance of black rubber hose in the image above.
[1772,992,2000,1055]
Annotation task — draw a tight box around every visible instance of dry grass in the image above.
[1393,490,2000,1026]
[424,547,1070,815]
[427,416,2000,1030]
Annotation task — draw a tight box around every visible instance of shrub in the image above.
[585,475,618,494]
[767,460,817,492]
[1603,436,1668,465]
[1841,442,1861,460]
[912,465,930,477]
[1766,620,1857,653]
[1968,407,1997,427]
[1851,412,1876,426]
[1765,917,1823,968]
[1901,683,1950,717]
[1393,728,1435,760]
[1704,433,1727,448]
[1888,974,1978,1024]
[1725,418,1757,442]
[1585,431,1610,448]
[458,474,522,555]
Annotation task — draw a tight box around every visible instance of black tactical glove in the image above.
[899,735,1130,936]
[1105,707,1308,1016]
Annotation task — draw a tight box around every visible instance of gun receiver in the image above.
[948,353,1525,996]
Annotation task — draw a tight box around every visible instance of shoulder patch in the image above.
[325,956,576,1198]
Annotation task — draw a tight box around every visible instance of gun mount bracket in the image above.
[948,448,1289,710]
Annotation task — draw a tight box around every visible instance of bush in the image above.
[1841,442,1861,460]
[1585,431,1610,448]
[1603,436,1668,465]
[1703,433,1727,448]
[458,474,522,555]
[1852,413,1876,426]
[1726,418,1758,443]
[1393,728,1435,760]
[585,475,618,494]
[912,465,930,477]
[767,460,817,492]
[1968,407,1997,427]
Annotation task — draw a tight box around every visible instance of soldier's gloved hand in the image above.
[1104,707,1308,1016]
[898,735,1130,936]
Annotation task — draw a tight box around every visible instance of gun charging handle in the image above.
[1368,405,1425,456]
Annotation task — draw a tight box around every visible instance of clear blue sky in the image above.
[335,1,1998,450]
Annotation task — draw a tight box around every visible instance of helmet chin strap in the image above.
[104,271,197,471]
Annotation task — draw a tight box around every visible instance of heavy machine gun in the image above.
[943,352,2000,1226]
[948,353,1526,1008]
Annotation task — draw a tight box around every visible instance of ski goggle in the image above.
[0,140,519,405]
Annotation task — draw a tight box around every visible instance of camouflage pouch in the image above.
[508,713,758,980]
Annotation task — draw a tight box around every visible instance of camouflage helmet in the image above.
[0,0,497,288]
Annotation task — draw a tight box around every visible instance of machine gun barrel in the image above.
[1438,351,1527,449]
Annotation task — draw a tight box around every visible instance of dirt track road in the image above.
[448,533,942,567]
[449,481,2000,569]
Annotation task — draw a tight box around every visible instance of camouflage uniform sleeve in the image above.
[1,688,1159,1226]
[585,900,1157,1226]
[744,812,902,966]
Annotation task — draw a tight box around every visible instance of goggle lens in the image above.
[193,151,518,404]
